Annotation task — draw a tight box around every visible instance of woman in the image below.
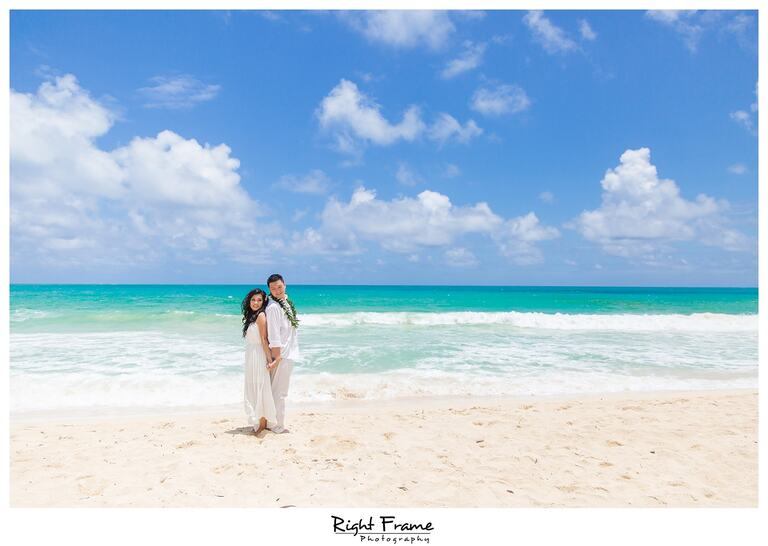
[241,288,277,435]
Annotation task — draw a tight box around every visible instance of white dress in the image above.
[243,320,277,430]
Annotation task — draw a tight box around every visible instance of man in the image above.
[265,273,299,434]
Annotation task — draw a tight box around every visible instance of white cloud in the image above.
[444,247,478,267]
[730,110,753,131]
[645,10,755,53]
[538,191,554,203]
[427,113,482,145]
[138,74,221,109]
[274,169,331,194]
[751,82,758,112]
[730,82,758,135]
[339,10,455,51]
[728,163,747,175]
[11,74,277,270]
[11,74,125,200]
[395,162,423,186]
[440,40,485,79]
[455,11,486,21]
[579,19,597,41]
[291,187,558,264]
[316,79,425,154]
[572,147,750,258]
[523,10,578,54]
[313,187,502,253]
[443,163,461,178]
[261,11,281,21]
[471,84,531,116]
[317,79,481,154]
[493,212,560,264]
[111,130,246,207]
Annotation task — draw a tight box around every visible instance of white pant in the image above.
[269,358,293,432]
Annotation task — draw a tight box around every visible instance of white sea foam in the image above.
[8,311,758,412]
[10,309,52,322]
[299,311,757,332]
[9,367,757,413]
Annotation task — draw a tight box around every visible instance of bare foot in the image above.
[267,427,290,434]
[254,417,267,435]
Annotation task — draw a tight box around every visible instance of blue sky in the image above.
[9,10,758,285]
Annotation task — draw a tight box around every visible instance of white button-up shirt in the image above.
[265,298,300,361]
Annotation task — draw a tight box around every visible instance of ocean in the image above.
[9,285,759,414]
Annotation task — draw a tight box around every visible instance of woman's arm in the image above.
[256,314,275,368]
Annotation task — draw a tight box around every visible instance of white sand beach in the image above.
[9,389,757,507]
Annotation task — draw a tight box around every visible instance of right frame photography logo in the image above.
[331,515,434,543]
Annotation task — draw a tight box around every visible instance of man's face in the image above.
[269,279,286,299]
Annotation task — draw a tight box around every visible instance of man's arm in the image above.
[265,305,283,362]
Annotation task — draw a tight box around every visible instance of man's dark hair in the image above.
[267,273,284,286]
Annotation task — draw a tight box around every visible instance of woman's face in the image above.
[249,293,264,311]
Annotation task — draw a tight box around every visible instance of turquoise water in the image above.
[9,285,759,412]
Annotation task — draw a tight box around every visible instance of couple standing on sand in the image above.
[241,273,300,435]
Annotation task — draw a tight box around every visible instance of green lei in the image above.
[272,295,299,329]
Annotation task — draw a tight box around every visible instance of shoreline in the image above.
[10,388,758,507]
[9,387,757,424]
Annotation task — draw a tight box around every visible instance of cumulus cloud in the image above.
[538,191,554,203]
[290,187,559,264]
[274,169,331,194]
[727,163,747,175]
[572,147,750,259]
[645,10,755,53]
[338,10,455,51]
[523,10,578,54]
[316,79,425,154]
[11,74,276,270]
[316,79,482,153]
[729,82,758,135]
[314,187,501,253]
[440,40,485,79]
[645,10,704,52]
[11,74,124,200]
[138,74,221,109]
[579,19,597,41]
[443,163,461,178]
[444,247,478,267]
[470,84,531,116]
[395,162,423,186]
[493,212,560,264]
[427,113,482,145]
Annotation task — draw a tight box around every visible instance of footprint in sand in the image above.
[77,475,108,497]
[337,438,358,451]
[383,432,396,440]
[310,436,359,452]
[157,422,175,429]
[606,440,624,447]
[598,462,613,467]
[176,440,200,449]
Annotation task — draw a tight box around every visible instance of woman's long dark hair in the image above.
[241,288,268,337]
